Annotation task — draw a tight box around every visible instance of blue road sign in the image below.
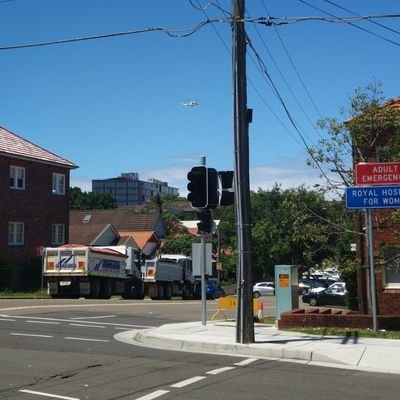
[345,185,400,209]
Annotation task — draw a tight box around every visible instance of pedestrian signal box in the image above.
[274,265,299,321]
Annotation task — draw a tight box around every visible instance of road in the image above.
[0,298,399,400]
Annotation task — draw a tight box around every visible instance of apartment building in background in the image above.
[92,172,179,206]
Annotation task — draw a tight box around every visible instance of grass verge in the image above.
[0,289,49,299]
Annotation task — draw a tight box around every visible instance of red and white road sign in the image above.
[355,162,400,186]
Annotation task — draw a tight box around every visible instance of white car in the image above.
[309,281,346,294]
[253,282,275,297]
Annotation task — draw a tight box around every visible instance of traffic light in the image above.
[207,168,218,210]
[197,209,214,233]
[218,170,235,206]
[187,166,207,208]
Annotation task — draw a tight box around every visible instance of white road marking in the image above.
[206,366,236,375]
[26,320,61,325]
[234,358,259,366]
[10,333,53,338]
[19,389,79,400]
[0,318,16,322]
[64,337,109,342]
[1,315,153,329]
[135,390,170,400]
[70,315,116,320]
[69,324,106,328]
[170,376,206,388]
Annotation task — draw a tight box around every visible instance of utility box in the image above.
[274,265,299,321]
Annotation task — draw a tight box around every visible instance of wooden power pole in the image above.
[232,0,254,344]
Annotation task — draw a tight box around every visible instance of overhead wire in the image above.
[261,0,324,120]
[320,0,400,37]
[298,0,400,48]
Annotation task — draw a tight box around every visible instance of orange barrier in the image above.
[211,297,260,320]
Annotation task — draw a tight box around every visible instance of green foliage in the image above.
[70,187,116,209]
[249,185,354,281]
[308,81,400,191]
[162,234,200,256]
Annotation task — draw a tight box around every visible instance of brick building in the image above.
[0,127,77,271]
[353,98,400,317]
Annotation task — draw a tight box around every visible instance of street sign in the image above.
[345,185,400,209]
[356,162,400,186]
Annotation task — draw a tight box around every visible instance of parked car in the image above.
[195,280,225,300]
[302,286,347,307]
[299,280,325,295]
[309,281,346,294]
[253,282,275,297]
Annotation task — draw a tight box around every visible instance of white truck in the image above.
[43,244,145,299]
[142,255,195,300]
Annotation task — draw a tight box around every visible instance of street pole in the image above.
[200,155,207,326]
[366,209,378,331]
[232,0,254,344]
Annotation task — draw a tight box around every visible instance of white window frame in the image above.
[52,173,65,195]
[10,166,25,190]
[51,224,65,245]
[8,222,24,245]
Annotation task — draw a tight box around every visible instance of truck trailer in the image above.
[142,255,195,300]
[43,244,144,299]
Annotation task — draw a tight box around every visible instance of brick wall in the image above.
[0,156,71,264]
[278,308,400,330]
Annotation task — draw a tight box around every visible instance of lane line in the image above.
[0,318,16,322]
[170,376,206,388]
[19,389,79,400]
[26,320,61,325]
[234,358,259,366]
[10,333,53,338]
[70,315,115,320]
[69,323,106,329]
[1,315,153,329]
[206,366,236,375]
[135,390,170,400]
[64,337,109,342]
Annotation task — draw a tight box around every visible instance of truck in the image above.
[142,255,195,300]
[43,244,145,299]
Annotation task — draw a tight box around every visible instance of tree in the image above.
[308,81,400,191]
[69,187,116,209]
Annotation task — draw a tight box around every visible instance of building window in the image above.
[10,166,25,190]
[8,222,24,245]
[52,224,65,245]
[52,173,65,195]
[382,245,400,289]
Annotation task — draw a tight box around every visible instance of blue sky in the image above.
[1,0,399,196]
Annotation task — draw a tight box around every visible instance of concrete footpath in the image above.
[115,320,400,375]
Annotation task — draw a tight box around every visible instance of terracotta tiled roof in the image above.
[0,126,77,168]
[387,97,400,110]
[70,209,162,231]
[118,231,160,249]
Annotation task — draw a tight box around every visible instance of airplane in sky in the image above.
[180,99,199,107]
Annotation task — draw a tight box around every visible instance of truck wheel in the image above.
[90,279,101,299]
[164,284,172,300]
[182,285,192,300]
[100,280,113,299]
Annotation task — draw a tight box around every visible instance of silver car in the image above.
[253,282,275,297]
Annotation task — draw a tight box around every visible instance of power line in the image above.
[298,0,400,48]
[261,0,324,120]
[320,0,400,37]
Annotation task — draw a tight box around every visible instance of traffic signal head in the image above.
[207,168,218,210]
[187,166,207,208]
[218,170,235,206]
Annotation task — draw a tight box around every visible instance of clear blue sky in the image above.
[1,0,399,196]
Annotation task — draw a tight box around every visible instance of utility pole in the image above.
[232,0,254,344]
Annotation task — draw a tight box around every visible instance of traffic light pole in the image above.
[232,0,254,344]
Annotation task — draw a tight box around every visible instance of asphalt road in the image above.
[0,298,398,400]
